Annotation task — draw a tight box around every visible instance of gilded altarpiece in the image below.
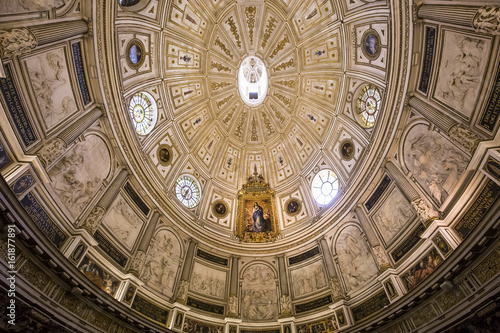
[236,173,279,242]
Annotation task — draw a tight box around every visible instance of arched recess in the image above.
[118,0,151,12]
[239,261,279,321]
[399,119,470,209]
[333,223,378,294]
[139,227,184,297]
[47,132,112,221]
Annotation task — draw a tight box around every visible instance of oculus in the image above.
[284,198,302,216]
[175,174,201,208]
[362,29,381,60]
[129,91,158,135]
[238,56,268,107]
[311,169,339,205]
[356,84,381,128]
[119,0,140,6]
[212,200,229,218]
[340,139,355,160]
[126,39,145,68]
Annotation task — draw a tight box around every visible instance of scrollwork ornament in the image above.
[38,138,67,168]
[372,245,391,272]
[448,124,481,153]
[411,198,439,226]
[80,206,106,235]
[329,277,343,301]
[228,295,239,317]
[473,6,500,36]
[176,280,189,304]
[279,294,292,317]
[129,250,146,277]
[0,28,37,58]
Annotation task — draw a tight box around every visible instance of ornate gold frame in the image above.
[236,174,279,242]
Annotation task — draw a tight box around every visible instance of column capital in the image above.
[0,28,37,58]
[473,6,500,35]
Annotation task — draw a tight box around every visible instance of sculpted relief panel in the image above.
[25,47,78,131]
[0,0,67,14]
[190,261,227,299]
[371,186,415,245]
[141,229,181,297]
[404,124,469,206]
[336,226,378,292]
[49,135,110,219]
[434,31,490,118]
[102,193,144,249]
[290,259,328,299]
[241,264,278,321]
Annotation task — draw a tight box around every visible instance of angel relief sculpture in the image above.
[236,169,279,243]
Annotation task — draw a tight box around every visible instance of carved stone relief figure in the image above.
[404,124,469,206]
[434,32,489,117]
[336,226,378,292]
[0,0,67,14]
[140,229,180,296]
[290,260,328,298]
[240,264,278,321]
[0,28,37,58]
[190,261,227,298]
[371,187,414,244]
[48,135,110,219]
[102,194,144,249]
[26,48,77,130]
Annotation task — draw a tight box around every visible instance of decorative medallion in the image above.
[157,145,172,166]
[432,232,453,257]
[284,198,302,216]
[212,199,229,219]
[123,285,136,305]
[361,29,381,60]
[340,139,355,161]
[236,169,279,242]
[126,39,145,68]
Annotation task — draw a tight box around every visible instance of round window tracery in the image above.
[356,84,381,128]
[311,169,339,205]
[119,0,141,6]
[129,91,157,135]
[238,56,268,107]
[175,175,201,208]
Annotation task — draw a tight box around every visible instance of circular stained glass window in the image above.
[119,0,140,6]
[356,84,381,128]
[175,175,201,208]
[311,169,339,205]
[238,56,268,107]
[129,91,157,135]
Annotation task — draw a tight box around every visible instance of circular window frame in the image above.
[175,174,202,208]
[126,39,146,69]
[128,91,158,136]
[311,169,340,206]
[118,0,150,12]
[238,56,269,107]
[361,29,382,60]
[355,83,381,129]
